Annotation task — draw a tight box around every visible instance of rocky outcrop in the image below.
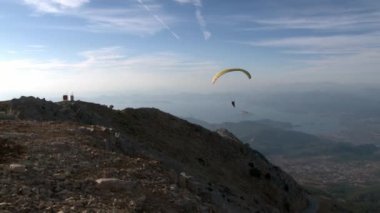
[216,128,242,144]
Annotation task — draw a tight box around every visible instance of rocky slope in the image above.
[0,96,309,212]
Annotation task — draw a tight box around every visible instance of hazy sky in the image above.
[1,0,380,100]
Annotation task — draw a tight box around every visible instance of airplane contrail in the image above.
[137,0,180,40]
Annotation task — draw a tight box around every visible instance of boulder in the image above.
[178,172,191,189]
[95,178,136,192]
[9,163,26,173]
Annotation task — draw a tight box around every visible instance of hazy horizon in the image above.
[3,82,379,140]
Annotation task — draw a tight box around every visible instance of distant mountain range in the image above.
[185,118,380,160]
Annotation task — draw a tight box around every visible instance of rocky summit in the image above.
[0,96,310,212]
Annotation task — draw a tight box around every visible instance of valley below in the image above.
[269,155,380,189]
[269,155,380,212]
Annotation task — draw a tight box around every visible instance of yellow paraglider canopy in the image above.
[211,68,251,84]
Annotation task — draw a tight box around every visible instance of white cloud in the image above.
[0,48,218,95]
[195,8,211,40]
[226,4,380,85]
[248,33,380,55]
[173,0,192,4]
[238,8,380,86]
[53,0,89,8]
[245,32,380,85]
[22,0,178,37]
[77,8,176,36]
[249,11,380,32]
[273,50,380,85]
[23,0,89,13]
[220,6,380,37]
[25,44,47,53]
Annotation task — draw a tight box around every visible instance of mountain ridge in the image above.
[0,96,310,212]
